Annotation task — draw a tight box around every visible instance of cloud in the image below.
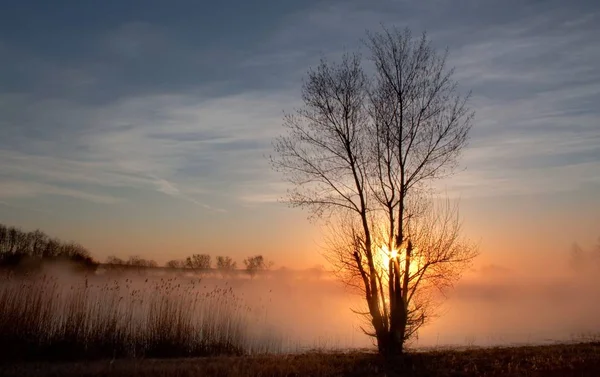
[0,199,52,214]
[152,176,180,196]
[246,1,600,199]
[0,91,298,209]
[432,10,600,197]
[0,0,598,213]
[0,180,121,204]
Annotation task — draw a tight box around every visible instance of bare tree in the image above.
[13,230,32,255]
[43,238,61,258]
[272,26,478,355]
[216,256,237,277]
[6,227,19,254]
[243,255,272,279]
[165,259,185,269]
[30,230,48,258]
[0,223,96,268]
[127,255,158,268]
[185,254,211,270]
[58,242,90,259]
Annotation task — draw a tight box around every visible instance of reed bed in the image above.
[0,271,283,361]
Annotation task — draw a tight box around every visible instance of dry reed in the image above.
[0,271,283,361]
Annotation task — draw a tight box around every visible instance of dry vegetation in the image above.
[0,270,282,362]
[1,343,599,377]
[1,268,599,376]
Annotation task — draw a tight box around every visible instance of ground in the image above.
[1,342,599,377]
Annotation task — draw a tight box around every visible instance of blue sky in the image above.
[0,0,598,267]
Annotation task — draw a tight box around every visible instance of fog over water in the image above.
[15,256,599,354]
[102,262,600,351]
[197,260,600,351]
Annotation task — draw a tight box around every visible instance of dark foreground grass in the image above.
[1,342,599,377]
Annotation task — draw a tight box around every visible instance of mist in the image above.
[13,254,598,354]
[415,265,600,348]
[199,257,600,350]
[253,263,600,350]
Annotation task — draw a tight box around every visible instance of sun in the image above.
[379,245,398,261]
[378,244,421,277]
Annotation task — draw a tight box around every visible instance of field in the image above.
[1,342,599,377]
[1,268,599,376]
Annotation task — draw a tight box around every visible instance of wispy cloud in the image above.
[0,200,50,214]
[437,10,600,197]
[0,91,297,209]
[260,1,600,198]
[0,180,121,204]
[0,0,598,212]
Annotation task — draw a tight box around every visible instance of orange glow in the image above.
[380,245,398,261]
[378,244,422,278]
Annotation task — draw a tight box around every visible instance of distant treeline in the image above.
[0,223,276,277]
[105,254,272,278]
[0,223,97,271]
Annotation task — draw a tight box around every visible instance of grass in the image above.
[0,343,599,377]
[2,270,600,376]
[0,271,283,361]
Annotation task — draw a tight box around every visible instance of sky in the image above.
[0,0,599,272]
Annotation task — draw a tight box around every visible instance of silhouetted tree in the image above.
[0,223,97,270]
[30,230,47,257]
[127,255,158,268]
[6,226,18,254]
[243,255,272,279]
[58,242,90,259]
[43,237,61,258]
[13,230,31,255]
[216,256,237,277]
[185,254,211,270]
[165,259,185,268]
[272,26,478,355]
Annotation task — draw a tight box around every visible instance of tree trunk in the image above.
[377,331,390,355]
[387,318,405,356]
